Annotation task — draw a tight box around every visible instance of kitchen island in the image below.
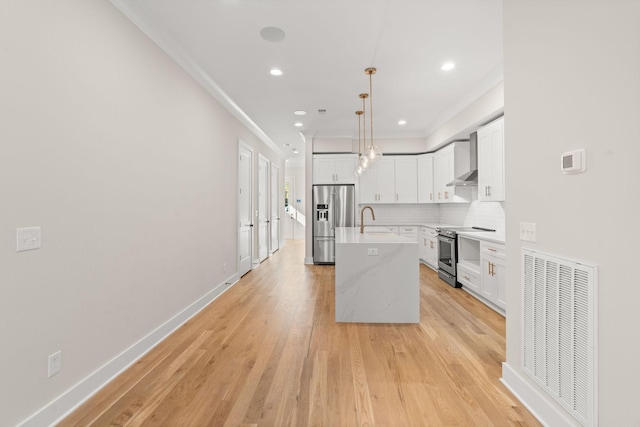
[335,227,419,323]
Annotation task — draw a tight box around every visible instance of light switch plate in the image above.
[519,222,537,242]
[17,227,41,252]
[48,350,62,377]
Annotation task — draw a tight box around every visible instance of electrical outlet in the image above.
[48,351,62,378]
[367,248,378,256]
[519,222,538,242]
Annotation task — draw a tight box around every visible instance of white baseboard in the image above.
[501,362,578,427]
[19,273,240,427]
[304,256,314,265]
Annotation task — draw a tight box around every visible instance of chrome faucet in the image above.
[360,205,375,233]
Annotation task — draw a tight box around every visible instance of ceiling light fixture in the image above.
[398,119,407,126]
[294,110,307,116]
[270,68,283,76]
[441,62,455,71]
[260,27,286,42]
[365,67,382,161]
[294,122,303,127]
[292,148,299,154]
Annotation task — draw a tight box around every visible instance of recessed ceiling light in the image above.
[260,27,286,42]
[441,62,455,71]
[270,68,283,76]
[398,120,407,125]
[294,110,307,116]
[294,122,303,127]
[283,143,292,147]
[292,149,299,154]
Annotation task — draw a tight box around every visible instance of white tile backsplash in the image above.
[357,201,505,233]
[356,204,440,225]
[440,201,505,233]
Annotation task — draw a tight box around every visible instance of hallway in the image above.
[60,240,539,426]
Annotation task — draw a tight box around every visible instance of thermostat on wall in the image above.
[561,148,586,174]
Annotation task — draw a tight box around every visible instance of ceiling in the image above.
[111,0,503,161]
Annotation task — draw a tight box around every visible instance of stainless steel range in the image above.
[437,226,495,287]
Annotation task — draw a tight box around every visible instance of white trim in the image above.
[304,256,314,265]
[501,362,581,427]
[109,0,284,159]
[19,274,240,427]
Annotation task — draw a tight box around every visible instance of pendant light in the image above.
[358,93,369,171]
[365,67,382,161]
[354,110,364,176]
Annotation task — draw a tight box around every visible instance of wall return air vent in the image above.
[521,249,597,427]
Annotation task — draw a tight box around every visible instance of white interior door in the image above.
[270,164,280,254]
[238,142,253,277]
[258,155,270,262]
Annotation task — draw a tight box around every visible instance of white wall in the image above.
[424,81,504,151]
[0,1,283,425]
[284,165,306,240]
[503,1,640,425]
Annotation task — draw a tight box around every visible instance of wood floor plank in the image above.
[59,240,541,427]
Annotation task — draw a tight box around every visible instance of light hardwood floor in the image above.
[60,240,539,426]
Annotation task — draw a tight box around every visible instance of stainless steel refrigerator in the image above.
[313,184,356,264]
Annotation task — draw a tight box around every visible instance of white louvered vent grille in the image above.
[522,249,597,427]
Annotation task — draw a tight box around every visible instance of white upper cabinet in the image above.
[433,143,472,203]
[394,157,418,203]
[417,154,435,203]
[358,156,417,204]
[359,157,395,203]
[477,116,505,201]
[433,147,452,202]
[313,154,358,184]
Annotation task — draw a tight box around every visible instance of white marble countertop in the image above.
[456,230,506,245]
[335,227,417,244]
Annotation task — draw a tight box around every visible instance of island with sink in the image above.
[334,224,420,324]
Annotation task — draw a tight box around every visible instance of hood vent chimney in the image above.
[446,132,478,187]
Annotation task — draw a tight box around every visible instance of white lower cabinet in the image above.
[456,263,481,293]
[457,235,506,315]
[480,241,506,310]
[398,225,418,241]
[420,226,438,270]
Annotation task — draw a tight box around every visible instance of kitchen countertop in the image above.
[456,230,506,245]
[335,227,417,244]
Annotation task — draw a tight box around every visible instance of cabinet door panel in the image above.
[376,159,396,203]
[417,155,434,203]
[313,158,336,184]
[478,117,505,201]
[395,157,418,203]
[358,164,378,203]
[334,157,357,184]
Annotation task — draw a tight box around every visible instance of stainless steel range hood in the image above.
[446,132,478,187]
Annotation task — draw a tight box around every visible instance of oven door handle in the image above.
[438,236,455,244]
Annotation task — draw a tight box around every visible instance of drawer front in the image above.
[399,226,418,235]
[481,242,505,259]
[457,264,480,292]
